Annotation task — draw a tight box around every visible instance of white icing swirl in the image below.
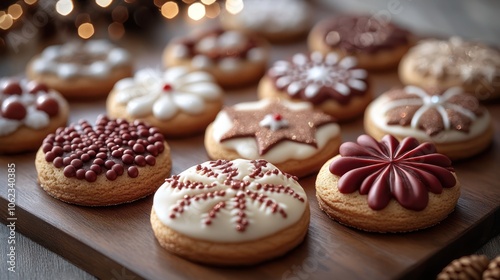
[113,67,222,120]
[211,99,340,163]
[153,159,307,242]
[31,40,130,79]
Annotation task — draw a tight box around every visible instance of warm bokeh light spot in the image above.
[8,4,23,20]
[201,0,216,5]
[78,22,94,39]
[96,0,113,8]
[205,2,220,18]
[24,0,38,5]
[108,22,125,40]
[225,0,243,15]
[56,0,74,16]
[188,2,205,21]
[0,14,14,30]
[161,1,179,19]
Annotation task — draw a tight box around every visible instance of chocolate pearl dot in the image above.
[138,129,149,137]
[96,152,107,159]
[45,151,56,162]
[69,154,78,160]
[53,157,64,168]
[36,95,59,117]
[63,165,76,177]
[89,144,98,151]
[113,138,121,144]
[106,170,117,181]
[154,141,165,153]
[121,154,134,164]
[27,81,49,94]
[122,133,131,140]
[105,160,115,169]
[111,150,122,158]
[1,100,26,120]
[154,133,165,142]
[112,164,124,176]
[75,151,83,157]
[71,159,83,169]
[146,145,158,156]
[127,166,139,178]
[63,157,72,166]
[76,169,86,179]
[87,150,96,158]
[55,135,64,143]
[2,81,22,95]
[63,145,71,152]
[93,158,104,165]
[81,153,91,162]
[134,155,146,167]
[145,155,156,166]
[85,170,97,182]
[42,143,53,153]
[123,149,134,155]
[71,144,78,150]
[90,164,102,174]
[127,140,136,147]
[149,127,161,135]
[133,144,145,153]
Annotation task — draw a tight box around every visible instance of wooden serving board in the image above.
[1,3,500,279]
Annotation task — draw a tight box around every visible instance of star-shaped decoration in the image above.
[220,101,335,155]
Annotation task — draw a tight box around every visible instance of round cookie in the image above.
[35,115,171,206]
[205,99,341,178]
[151,159,309,266]
[26,40,133,99]
[316,134,461,233]
[0,79,69,154]
[107,67,223,137]
[162,28,269,88]
[220,0,312,43]
[364,85,493,160]
[399,37,500,100]
[308,14,412,70]
[258,52,372,121]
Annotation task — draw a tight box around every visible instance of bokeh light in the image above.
[108,22,125,40]
[78,22,94,39]
[8,4,23,20]
[205,2,220,19]
[0,13,14,30]
[188,2,205,21]
[225,0,243,15]
[201,0,216,5]
[56,0,74,16]
[161,1,179,19]
[96,0,113,8]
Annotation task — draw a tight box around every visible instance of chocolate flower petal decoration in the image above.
[330,134,456,211]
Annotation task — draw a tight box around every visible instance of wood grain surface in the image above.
[1,1,500,279]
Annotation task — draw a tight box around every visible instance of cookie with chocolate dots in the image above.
[35,115,171,206]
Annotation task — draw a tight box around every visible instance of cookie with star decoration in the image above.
[106,67,224,137]
[258,52,372,122]
[204,99,341,178]
[364,86,493,160]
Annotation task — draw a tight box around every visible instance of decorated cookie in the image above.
[399,37,500,100]
[151,159,309,265]
[0,79,69,154]
[106,67,223,137]
[220,0,312,42]
[308,15,412,70]
[35,115,171,206]
[204,99,341,178]
[162,28,269,88]
[364,86,493,160]
[315,134,460,232]
[258,52,372,121]
[26,40,133,99]
[436,255,490,280]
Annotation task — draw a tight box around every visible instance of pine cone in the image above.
[437,255,490,280]
[483,256,500,280]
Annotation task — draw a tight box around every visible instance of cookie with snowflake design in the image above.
[162,28,269,88]
[259,52,372,121]
[316,134,460,232]
[106,67,223,137]
[399,37,500,100]
[204,98,341,177]
[364,86,493,160]
[26,40,133,99]
[151,158,309,265]
[308,14,412,70]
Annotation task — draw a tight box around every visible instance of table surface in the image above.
[1,0,500,279]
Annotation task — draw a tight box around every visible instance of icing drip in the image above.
[153,159,307,242]
[114,67,222,120]
[0,79,62,136]
[220,99,336,155]
[319,15,410,53]
[268,52,368,104]
[329,134,456,211]
[32,40,130,79]
[409,37,500,83]
[382,86,484,135]
[41,115,165,182]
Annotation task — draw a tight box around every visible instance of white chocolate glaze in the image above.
[211,99,340,163]
[31,40,130,79]
[113,67,222,120]
[153,159,308,242]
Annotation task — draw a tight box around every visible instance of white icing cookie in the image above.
[153,159,307,242]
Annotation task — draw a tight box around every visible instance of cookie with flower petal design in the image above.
[163,28,269,88]
[26,40,132,99]
[308,15,412,70]
[205,98,341,178]
[258,52,372,121]
[151,158,309,265]
[106,67,224,137]
[364,86,493,160]
[315,134,460,232]
[0,78,69,154]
